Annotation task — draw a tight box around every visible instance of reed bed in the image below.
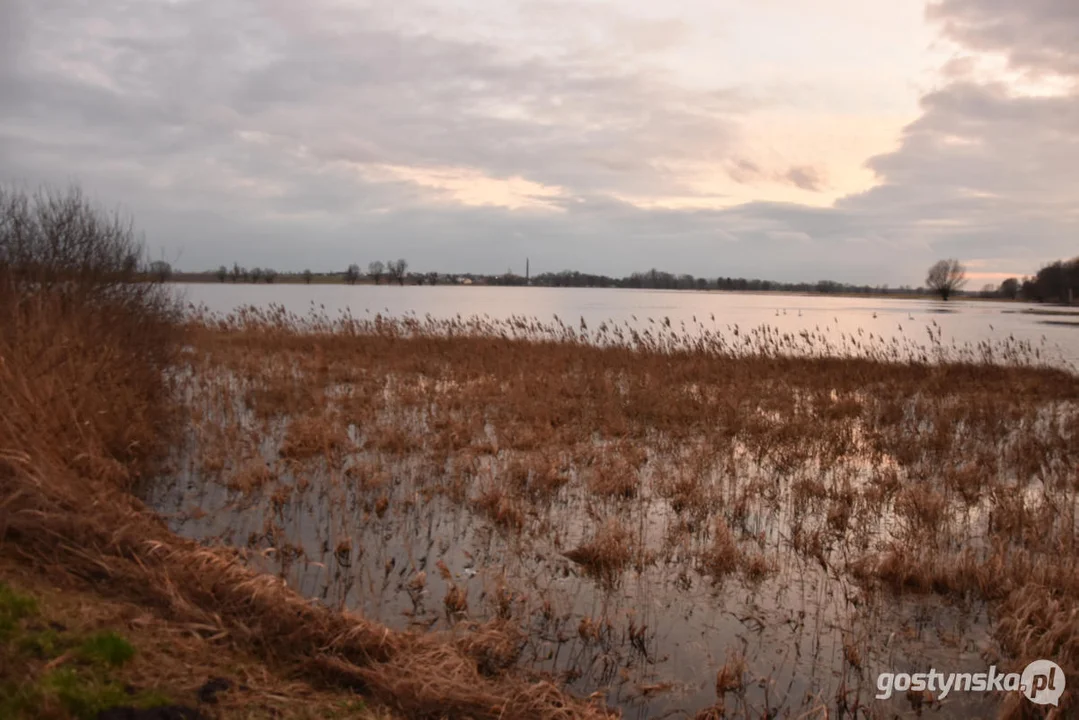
[142,304,1079,718]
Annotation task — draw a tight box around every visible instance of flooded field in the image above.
[144,308,1079,718]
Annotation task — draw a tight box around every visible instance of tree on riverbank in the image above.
[387,258,408,285]
[367,261,384,285]
[926,259,966,301]
[149,260,172,282]
[1021,257,1079,304]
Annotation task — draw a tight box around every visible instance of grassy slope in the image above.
[0,560,388,720]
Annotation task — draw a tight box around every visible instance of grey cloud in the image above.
[862,82,1079,206]
[1,0,1077,286]
[727,158,764,184]
[783,166,827,192]
[0,0,763,214]
[726,159,827,192]
[928,0,1079,76]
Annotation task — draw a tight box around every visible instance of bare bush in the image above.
[0,184,182,480]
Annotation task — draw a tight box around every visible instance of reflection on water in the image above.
[148,291,1078,718]
[143,381,1033,718]
[175,283,1079,370]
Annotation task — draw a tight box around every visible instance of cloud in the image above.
[928,0,1079,76]
[727,158,765,185]
[783,166,827,192]
[0,0,1076,286]
[726,159,829,193]
[0,0,758,203]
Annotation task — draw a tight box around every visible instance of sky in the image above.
[1,0,1077,285]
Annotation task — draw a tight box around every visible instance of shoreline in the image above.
[166,276,1041,304]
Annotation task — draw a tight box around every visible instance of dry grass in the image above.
[279,413,351,461]
[699,518,740,579]
[156,304,1079,717]
[563,520,636,581]
[714,650,746,694]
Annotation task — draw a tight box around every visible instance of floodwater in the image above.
[146,282,1075,717]
[176,283,1079,370]
[147,421,1004,719]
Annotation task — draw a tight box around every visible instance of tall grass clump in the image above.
[0,185,182,484]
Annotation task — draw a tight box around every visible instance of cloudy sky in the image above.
[1,0,1076,285]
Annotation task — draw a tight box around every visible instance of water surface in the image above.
[177,283,1079,369]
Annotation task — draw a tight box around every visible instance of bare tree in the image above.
[367,261,384,285]
[345,263,360,285]
[149,260,172,282]
[998,277,1019,300]
[216,265,228,283]
[925,259,966,301]
[0,183,176,309]
[250,267,263,283]
[264,268,277,284]
[230,262,243,283]
[122,253,139,277]
[302,268,313,284]
[425,271,438,285]
[387,258,408,286]
[0,183,181,405]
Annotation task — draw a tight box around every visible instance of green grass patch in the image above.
[0,582,171,719]
[78,631,135,668]
[330,698,370,718]
[0,582,39,641]
[16,626,62,659]
[39,667,172,720]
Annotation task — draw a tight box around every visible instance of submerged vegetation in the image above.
[2,185,1077,718]
[149,304,1077,717]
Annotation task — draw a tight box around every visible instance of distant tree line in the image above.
[212,263,279,283]
[489,268,925,295]
[342,259,411,285]
[189,261,956,296]
[1017,256,1079,304]
[952,255,1078,304]
[178,253,1078,306]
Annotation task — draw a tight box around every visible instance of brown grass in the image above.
[157,304,1079,716]
[700,518,740,579]
[563,520,636,581]
[279,412,351,460]
[156,301,1079,716]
